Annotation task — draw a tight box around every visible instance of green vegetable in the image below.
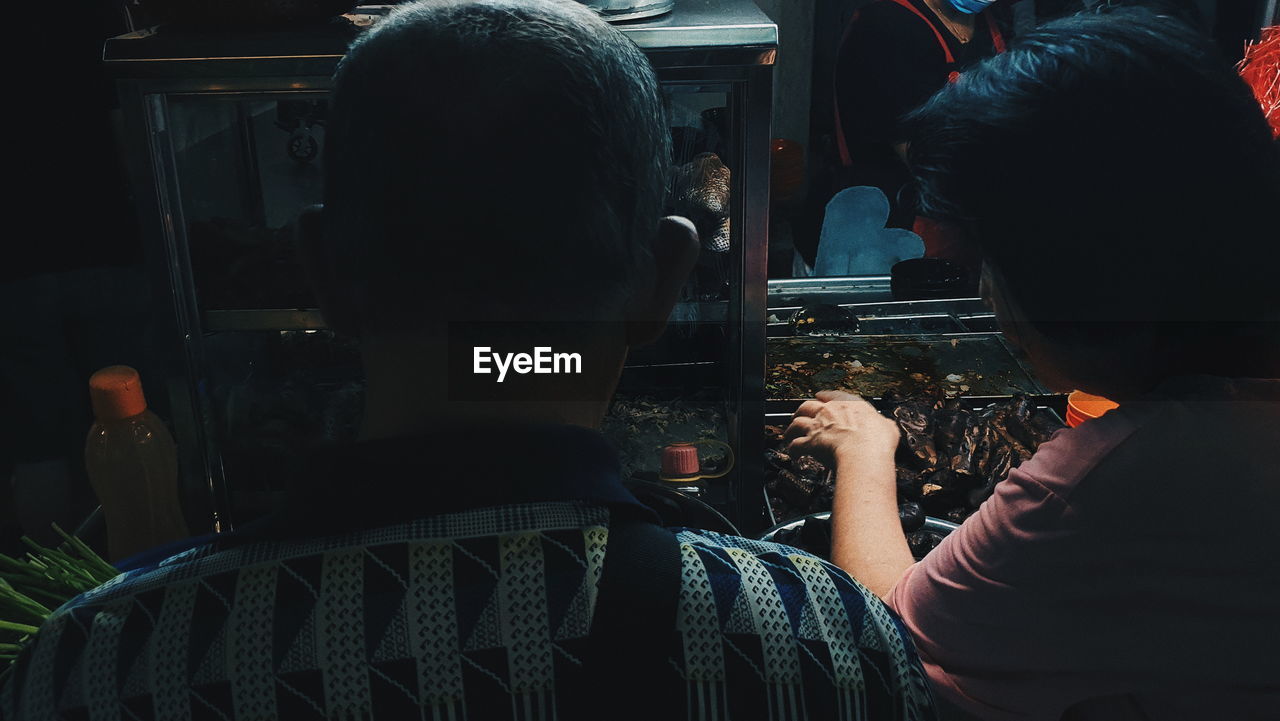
[0,524,117,676]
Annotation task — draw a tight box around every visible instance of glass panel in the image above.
[168,93,327,311]
[162,85,746,523]
[604,85,735,507]
[201,329,363,519]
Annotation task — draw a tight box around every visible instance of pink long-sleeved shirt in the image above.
[887,376,1280,721]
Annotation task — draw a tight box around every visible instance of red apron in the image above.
[832,0,1005,263]
[834,0,1006,168]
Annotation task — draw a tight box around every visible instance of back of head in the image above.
[320,0,669,334]
[906,7,1280,373]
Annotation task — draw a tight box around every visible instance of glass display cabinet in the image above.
[106,0,778,535]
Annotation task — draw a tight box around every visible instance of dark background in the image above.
[1,0,1273,556]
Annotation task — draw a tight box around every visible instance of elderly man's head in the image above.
[313,0,677,336]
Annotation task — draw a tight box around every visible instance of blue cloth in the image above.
[948,0,996,14]
[815,186,924,276]
[114,532,219,573]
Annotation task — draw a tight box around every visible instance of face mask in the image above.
[948,0,996,13]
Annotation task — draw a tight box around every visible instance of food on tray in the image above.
[907,529,949,558]
[790,304,860,337]
[898,500,925,533]
[766,336,1042,399]
[765,393,1063,525]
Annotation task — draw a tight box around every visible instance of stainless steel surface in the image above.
[768,276,894,305]
[769,297,996,335]
[110,0,778,535]
[765,398,1068,421]
[769,294,989,318]
[758,512,959,543]
[104,0,777,73]
[729,41,774,534]
[616,0,776,54]
[770,277,993,313]
[581,0,674,23]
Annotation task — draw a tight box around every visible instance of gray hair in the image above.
[321,0,669,331]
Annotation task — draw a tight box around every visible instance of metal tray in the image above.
[766,333,1047,401]
[767,296,995,336]
[765,397,1068,421]
[758,512,959,543]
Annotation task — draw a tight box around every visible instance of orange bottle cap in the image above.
[89,366,148,421]
[661,443,702,478]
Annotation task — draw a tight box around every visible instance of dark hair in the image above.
[905,7,1280,358]
[320,0,669,333]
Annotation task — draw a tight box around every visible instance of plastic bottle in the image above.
[85,365,188,561]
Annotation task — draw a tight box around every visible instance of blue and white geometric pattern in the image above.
[2,504,934,720]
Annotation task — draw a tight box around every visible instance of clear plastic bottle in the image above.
[85,365,188,561]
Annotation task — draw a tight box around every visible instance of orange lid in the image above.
[89,366,148,421]
[661,443,701,478]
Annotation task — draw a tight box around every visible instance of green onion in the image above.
[0,620,39,635]
[0,527,118,670]
[53,525,118,581]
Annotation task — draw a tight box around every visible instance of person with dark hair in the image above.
[831,0,1006,236]
[2,2,938,719]
[787,7,1280,720]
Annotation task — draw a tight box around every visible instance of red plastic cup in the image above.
[1066,391,1119,427]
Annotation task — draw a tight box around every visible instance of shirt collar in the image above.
[228,422,657,545]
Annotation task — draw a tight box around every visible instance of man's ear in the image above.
[296,204,360,337]
[626,216,700,347]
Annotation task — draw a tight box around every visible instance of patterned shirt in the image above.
[3,426,935,720]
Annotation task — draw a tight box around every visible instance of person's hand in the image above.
[783,390,900,467]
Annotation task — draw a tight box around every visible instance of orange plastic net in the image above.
[1239,26,1280,138]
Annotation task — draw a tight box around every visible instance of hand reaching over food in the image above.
[784,390,901,467]
[784,390,913,598]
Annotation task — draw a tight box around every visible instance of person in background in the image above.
[787,7,1280,719]
[1,2,937,719]
[832,0,1004,237]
